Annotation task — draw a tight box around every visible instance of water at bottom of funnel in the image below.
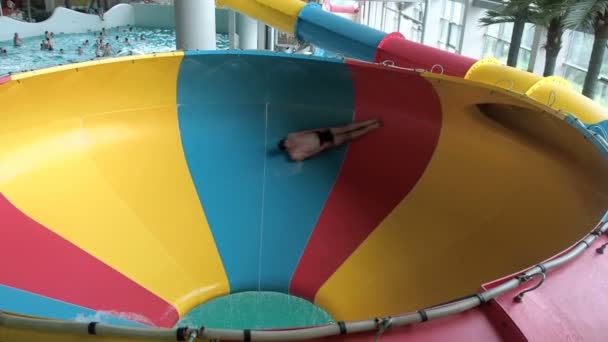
[176,292,334,330]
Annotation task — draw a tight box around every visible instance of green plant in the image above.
[480,0,534,67]
[564,0,608,98]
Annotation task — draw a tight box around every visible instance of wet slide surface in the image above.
[1,52,608,342]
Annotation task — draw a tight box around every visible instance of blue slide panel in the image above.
[295,3,387,62]
[0,284,143,327]
[177,51,354,293]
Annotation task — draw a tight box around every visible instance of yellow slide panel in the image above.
[465,57,542,94]
[526,76,607,124]
[316,75,608,320]
[216,0,306,34]
[0,54,229,317]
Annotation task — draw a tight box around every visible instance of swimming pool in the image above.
[0,26,229,75]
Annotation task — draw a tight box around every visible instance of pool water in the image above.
[176,292,334,330]
[0,26,229,75]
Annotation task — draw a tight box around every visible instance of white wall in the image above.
[133,3,175,29]
[0,4,134,41]
[132,4,234,35]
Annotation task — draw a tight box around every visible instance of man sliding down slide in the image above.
[278,119,381,161]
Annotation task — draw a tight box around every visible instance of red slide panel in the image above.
[375,33,476,78]
[0,194,179,327]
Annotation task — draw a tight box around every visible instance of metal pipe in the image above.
[268,27,275,51]
[0,193,606,341]
[422,0,429,44]
[384,6,423,25]
[380,2,386,32]
[396,2,401,33]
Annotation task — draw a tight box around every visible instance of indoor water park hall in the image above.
[1,0,607,341]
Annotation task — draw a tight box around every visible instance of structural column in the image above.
[175,0,216,50]
[257,22,267,50]
[44,0,55,12]
[237,13,258,50]
[228,10,237,49]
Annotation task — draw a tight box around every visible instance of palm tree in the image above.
[529,0,573,76]
[564,0,608,98]
[480,0,534,67]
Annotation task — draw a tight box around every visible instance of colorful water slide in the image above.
[2,1,608,342]
[322,1,361,14]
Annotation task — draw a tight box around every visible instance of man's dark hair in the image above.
[278,139,287,151]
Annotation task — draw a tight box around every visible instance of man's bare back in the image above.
[278,119,380,161]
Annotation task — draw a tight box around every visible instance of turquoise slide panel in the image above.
[0,284,143,327]
[177,51,354,293]
[295,4,387,62]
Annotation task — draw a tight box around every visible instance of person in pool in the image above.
[7,0,14,14]
[115,35,120,41]
[103,43,112,57]
[278,119,381,161]
[84,39,90,46]
[124,37,131,46]
[77,46,84,55]
[139,34,145,41]
[13,33,22,47]
[46,37,54,51]
[95,40,102,57]
[59,48,64,54]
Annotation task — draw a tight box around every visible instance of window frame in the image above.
[482,22,534,69]
[438,0,466,53]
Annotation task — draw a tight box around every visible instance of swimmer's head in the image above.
[278,139,287,151]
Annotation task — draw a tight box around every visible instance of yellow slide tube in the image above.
[216,0,306,34]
